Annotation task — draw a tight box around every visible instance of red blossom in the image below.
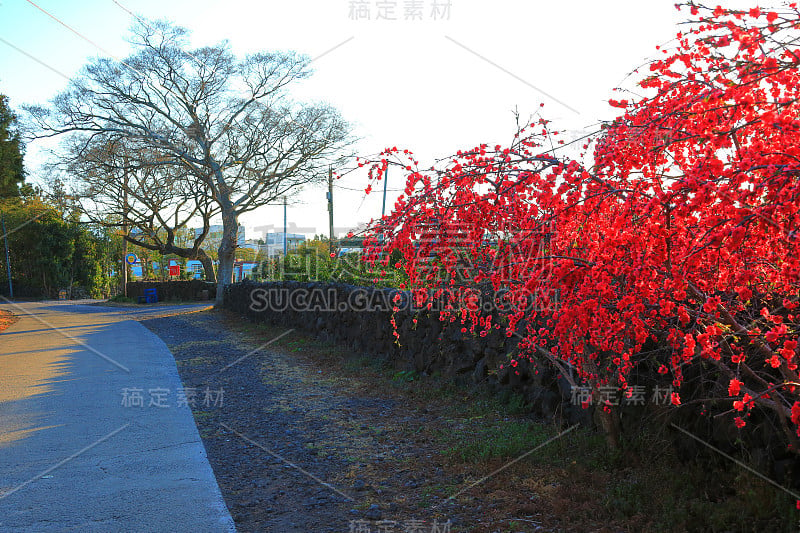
[792,402,800,426]
[671,392,681,406]
[360,2,800,449]
[728,378,743,397]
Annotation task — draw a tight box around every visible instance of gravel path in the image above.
[141,309,455,533]
[140,308,593,533]
[142,311,359,531]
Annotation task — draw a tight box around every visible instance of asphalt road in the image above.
[0,301,235,532]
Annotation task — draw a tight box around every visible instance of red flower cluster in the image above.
[362,3,800,451]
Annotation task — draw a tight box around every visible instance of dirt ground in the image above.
[0,309,18,333]
[140,307,799,533]
[140,308,583,532]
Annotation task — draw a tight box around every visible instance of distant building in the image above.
[194,225,246,247]
[241,239,262,252]
[263,232,305,257]
[336,236,365,256]
[233,261,260,282]
[186,260,205,279]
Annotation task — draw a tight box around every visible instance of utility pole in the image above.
[380,166,389,247]
[1,212,13,299]
[283,196,288,256]
[327,166,334,257]
[121,150,129,297]
[381,165,388,218]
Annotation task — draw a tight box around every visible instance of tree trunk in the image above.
[214,211,238,306]
[197,249,217,283]
[594,405,621,451]
[122,225,128,296]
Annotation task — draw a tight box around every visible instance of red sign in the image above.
[168,265,180,276]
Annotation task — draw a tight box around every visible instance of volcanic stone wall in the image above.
[223,280,589,425]
[127,280,217,301]
[222,280,800,487]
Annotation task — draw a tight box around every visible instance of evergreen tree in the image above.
[0,93,25,198]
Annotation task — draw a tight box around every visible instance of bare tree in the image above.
[26,19,353,303]
[64,136,220,281]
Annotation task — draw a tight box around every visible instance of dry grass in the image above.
[215,311,800,532]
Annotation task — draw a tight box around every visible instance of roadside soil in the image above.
[141,308,579,533]
[139,307,798,533]
[0,309,18,333]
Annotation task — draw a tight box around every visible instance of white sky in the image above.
[0,0,687,240]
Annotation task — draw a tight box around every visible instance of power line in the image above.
[20,0,355,247]
[108,0,353,150]
[333,184,405,193]
[110,0,207,71]
[25,0,145,79]
[24,0,332,168]
[0,37,72,81]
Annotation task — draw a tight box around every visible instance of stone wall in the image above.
[223,280,591,426]
[126,280,217,302]
[222,280,800,488]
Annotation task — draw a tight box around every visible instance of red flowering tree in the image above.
[362,2,800,452]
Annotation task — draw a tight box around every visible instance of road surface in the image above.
[0,300,235,532]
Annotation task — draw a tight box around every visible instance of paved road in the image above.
[0,301,235,532]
